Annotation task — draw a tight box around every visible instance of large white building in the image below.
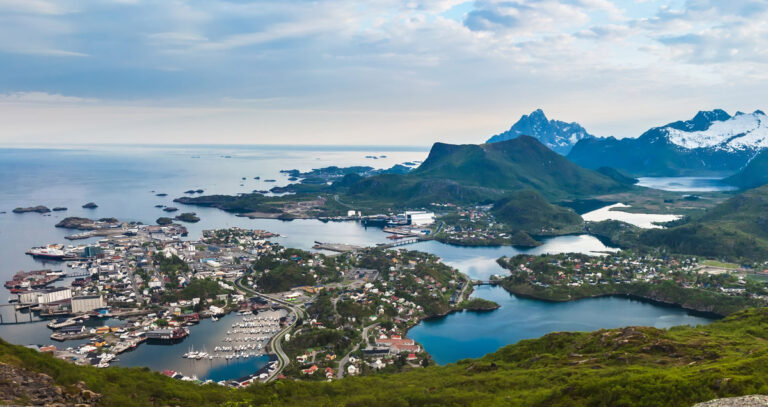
[405,211,435,226]
[71,295,106,314]
[18,287,72,305]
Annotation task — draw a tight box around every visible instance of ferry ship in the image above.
[25,245,78,261]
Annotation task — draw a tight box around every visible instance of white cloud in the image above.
[0,0,67,15]
[0,92,98,104]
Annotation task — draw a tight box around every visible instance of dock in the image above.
[312,242,364,253]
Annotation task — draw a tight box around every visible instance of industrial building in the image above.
[71,295,106,314]
[404,211,435,226]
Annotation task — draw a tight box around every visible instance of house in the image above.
[347,365,358,375]
[371,359,385,370]
[407,353,418,361]
[324,367,334,379]
[301,365,318,375]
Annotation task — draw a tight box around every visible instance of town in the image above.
[496,251,768,316]
[8,219,481,386]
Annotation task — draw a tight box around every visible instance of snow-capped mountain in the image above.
[486,109,594,155]
[665,110,768,151]
[567,109,768,176]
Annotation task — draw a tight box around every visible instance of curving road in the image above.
[234,277,301,382]
[337,322,378,379]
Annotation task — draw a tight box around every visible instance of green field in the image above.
[701,260,740,269]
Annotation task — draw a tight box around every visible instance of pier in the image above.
[0,304,43,325]
[312,242,365,253]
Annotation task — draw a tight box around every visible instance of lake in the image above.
[636,177,737,192]
[581,203,682,228]
[0,146,718,379]
[408,285,714,365]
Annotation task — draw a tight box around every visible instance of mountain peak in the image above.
[486,110,594,155]
[527,108,547,120]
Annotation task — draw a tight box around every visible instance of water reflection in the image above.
[408,286,716,365]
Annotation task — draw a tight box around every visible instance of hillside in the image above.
[640,184,768,260]
[408,136,629,200]
[568,110,766,176]
[486,109,594,155]
[7,308,768,406]
[724,150,768,190]
[491,190,583,234]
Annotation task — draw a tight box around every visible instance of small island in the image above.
[12,206,51,214]
[174,212,200,223]
[457,298,500,311]
[52,207,67,211]
[162,207,178,212]
[55,217,119,230]
[155,193,168,197]
[156,217,173,225]
[82,202,98,209]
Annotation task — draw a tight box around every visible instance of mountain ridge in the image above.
[486,109,594,155]
[568,109,767,176]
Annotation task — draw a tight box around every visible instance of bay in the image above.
[0,146,717,379]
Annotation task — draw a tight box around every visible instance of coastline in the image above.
[499,281,742,318]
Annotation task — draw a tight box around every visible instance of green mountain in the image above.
[409,136,629,200]
[341,136,630,207]
[724,150,768,190]
[595,166,638,185]
[640,184,768,260]
[492,190,583,234]
[6,308,768,406]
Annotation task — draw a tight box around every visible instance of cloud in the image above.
[0,0,767,144]
[0,0,67,15]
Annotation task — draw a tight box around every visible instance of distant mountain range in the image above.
[486,109,594,155]
[567,110,768,177]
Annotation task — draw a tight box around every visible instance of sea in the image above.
[0,145,717,377]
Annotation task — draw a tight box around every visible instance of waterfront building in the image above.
[71,295,106,313]
[404,211,435,226]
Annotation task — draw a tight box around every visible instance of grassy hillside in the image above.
[6,308,768,406]
[410,136,629,200]
[492,190,583,234]
[640,185,768,261]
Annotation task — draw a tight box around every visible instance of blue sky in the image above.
[0,0,766,145]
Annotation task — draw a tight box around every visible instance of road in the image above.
[337,322,378,379]
[234,277,301,382]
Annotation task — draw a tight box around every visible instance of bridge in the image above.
[473,280,501,286]
[377,237,425,249]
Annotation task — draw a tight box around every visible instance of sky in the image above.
[0,0,766,146]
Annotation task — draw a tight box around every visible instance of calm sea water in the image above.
[0,146,717,378]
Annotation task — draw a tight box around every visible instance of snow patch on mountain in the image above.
[665,110,768,151]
